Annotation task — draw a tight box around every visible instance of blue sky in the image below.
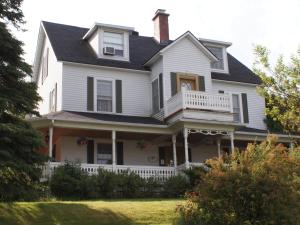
[14,0,300,69]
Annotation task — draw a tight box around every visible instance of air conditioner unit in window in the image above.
[103,47,115,55]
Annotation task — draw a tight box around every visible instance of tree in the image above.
[177,136,300,225]
[0,0,46,201]
[253,46,300,133]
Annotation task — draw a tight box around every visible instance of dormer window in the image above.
[206,46,224,70]
[103,32,124,56]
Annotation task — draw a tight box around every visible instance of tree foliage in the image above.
[0,0,46,201]
[253,45,300,133]
[178,136,300,225]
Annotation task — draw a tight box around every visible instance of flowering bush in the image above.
[177,135,300,225]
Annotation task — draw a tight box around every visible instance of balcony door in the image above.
[177,74,198,92]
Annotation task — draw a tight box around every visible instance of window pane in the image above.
[103,32,124,56]
[97,143,112,164]
[232,94,241,122]
[207,46,224,70]
[97,80,112,112]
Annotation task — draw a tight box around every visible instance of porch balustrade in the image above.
[165,90,232,117]
[41,162,207,182]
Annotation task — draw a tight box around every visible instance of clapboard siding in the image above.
[36,37,62,115]
[212,80,266,130]
[162,37,213,100]
[62,64,151,116]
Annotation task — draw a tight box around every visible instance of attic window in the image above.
[207,46,224,70]
[103,32,124,56]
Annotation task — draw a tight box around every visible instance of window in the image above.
[152,79,159,113]
[103,32,124,56]
[218,90,225,94]
[49,84,57,112]
[97,143,112,164]
[207,46,224,70]
[97,80,113,112]
[232,94,241,122]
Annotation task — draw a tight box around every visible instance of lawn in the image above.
[0,199,184,225]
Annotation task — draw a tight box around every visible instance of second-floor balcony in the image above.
[164,90,234,122]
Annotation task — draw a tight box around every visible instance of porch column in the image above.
[48,124,53,159]
[172,134,177,174]
[183,128,189,169]
[230,131,235,154]
[217,137,221,158]
[112,130,116,171]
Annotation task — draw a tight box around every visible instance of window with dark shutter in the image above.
[198,76,205,92]
[241,93,249,123]
[152,79,159,113]
[170,72,177,96]
[87,140,94,164]
[117,142,124,165]
[116,80,122,113]
[87,77,94,111]
[159,73,164,108]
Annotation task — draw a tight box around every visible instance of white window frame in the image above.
[94,77,116,113]
[205,44,229,74]
[102,30,125,56]
[226,91,244,123]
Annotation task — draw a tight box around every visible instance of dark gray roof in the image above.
[42,21,260,84]
[46,110,165,125]
[236,127,268,134]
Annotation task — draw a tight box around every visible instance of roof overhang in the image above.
[199,37,232,47]
[32,22,47,82]
[144,31,219,66]
[83,22,135,40]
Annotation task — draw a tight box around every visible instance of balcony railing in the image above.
[165,90,232,117]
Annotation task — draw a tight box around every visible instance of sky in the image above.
[13,0,300,69]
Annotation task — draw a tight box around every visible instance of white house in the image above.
[30,9,297,180]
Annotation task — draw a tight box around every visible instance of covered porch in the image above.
[38,121,236,181]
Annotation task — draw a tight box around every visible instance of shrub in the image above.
[162,175,189,198]
[49,162,91,199]
[96,169,121,198]
[0,166,47,201]
[178,136,300,225]
[120,171,144,198]
[142,177,162,197]
[183,166,208,189]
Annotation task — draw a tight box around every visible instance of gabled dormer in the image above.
[83,23,134,61]
[200,38,232,74]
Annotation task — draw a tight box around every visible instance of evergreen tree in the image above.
[253,45,300,134]
[0,0,46,201]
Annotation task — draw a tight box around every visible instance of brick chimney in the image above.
[152,9,169,43]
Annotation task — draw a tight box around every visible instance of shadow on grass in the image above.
[0,202,135,225]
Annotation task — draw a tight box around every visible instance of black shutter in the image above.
[152,79,159,113]
[116,80,122,113]
[159,147,165,166]
[170,72,177,96]
[241,93,249,123]
[198,76,206,91]
[87,140,94,164]
[87,77,94,111]
[188,148,192,162]
[117,142,124,165]
[159,73,164,108]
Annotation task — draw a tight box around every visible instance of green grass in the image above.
[0,199,184,225]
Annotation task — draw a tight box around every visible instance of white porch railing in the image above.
[42,162,176,182]
[165,90,232,117]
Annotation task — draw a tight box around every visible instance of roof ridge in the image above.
[42,21,88,30]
